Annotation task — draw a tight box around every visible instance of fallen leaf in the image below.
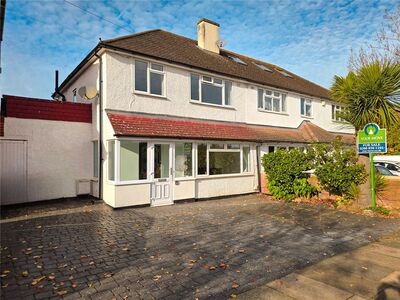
[71,283,77,288]
[21,271,29,277]
[2,270,10,274]
[231,294,237,298]
[33,255,41,260]
[238,249,245,253]
[68,275,74,280]
[89,261,95,266]
[48,275,55,280]
[219,263,226,268]
[57,291,67,296]
[232,283,240,289]
[1,284,8,288]
[104,272,113,278]
[152,275,161,281]
[122,247,129,251]
[31,276,46,286]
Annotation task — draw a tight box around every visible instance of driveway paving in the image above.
[1,194,399,299]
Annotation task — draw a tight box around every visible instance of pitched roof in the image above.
[1,95,92,123]
[108,113,354,145]
[102,29,330,99]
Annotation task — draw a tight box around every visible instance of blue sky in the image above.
[1,0,398,99]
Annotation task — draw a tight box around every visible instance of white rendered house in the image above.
[0,19,354,207]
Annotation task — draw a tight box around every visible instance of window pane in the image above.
[274,92,280,97]
[150,72,163,95]
[227,144,240,149]
[210,144,224,149]
[273,98,280,112]
[281,94,287,112]
[224,81,232,105]
[209,152,240,175]
[120,141,147,181]
[108,141,115,181]
[265,90,272,96]
[135,61,148,92]
[93,141,98,178]
[197,144,207,175]
[151,63,163,71]
[258,89,263,108]
[300,98,305,115]
[265,97,272,110]
[201,83,223,105]
[331,105,335,120]
[154,144,169,179]
[242,146,250,172]
[268,146,275,153]
[305,103,312,116]
[214,78,223,85]
[191,74,200,100]
[202,76,212,82]
[175,143,193,177]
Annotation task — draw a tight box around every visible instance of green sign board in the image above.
[357,123,387,154]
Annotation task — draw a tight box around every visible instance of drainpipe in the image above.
[53,70,66,101]
[95,53,103,200]
[256,144,262,193]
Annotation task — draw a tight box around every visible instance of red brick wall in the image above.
[3,95,92,123]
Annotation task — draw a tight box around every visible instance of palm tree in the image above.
[331,62,400,131]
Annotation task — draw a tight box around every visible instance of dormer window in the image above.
[134,60,165,96]
[191,74,232,106]
[257,89,287,113]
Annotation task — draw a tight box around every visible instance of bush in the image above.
[293,178,320,198]
[310,140,367,196]
[344,182,360,201]
[374,171,387,196]
[262,149,313,201]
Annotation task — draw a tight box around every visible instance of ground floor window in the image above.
[108,141,115,181]
[120,141,147,181]
[198,143,251,176]
[175,143,193,177]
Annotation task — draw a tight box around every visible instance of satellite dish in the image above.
[78,86,98,100]
[216,39,226,48]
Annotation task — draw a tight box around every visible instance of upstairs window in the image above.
[191,74,232,106]
[257,89,287,113]
[332,105,345,121]
[135,60,165,96]
[300,98,312,117]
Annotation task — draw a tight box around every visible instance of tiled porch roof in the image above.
[108,113,355,144]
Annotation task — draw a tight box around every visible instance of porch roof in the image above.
[107,113,355,144]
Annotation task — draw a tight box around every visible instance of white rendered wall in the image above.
[4,118,92,202]
[103,51,354,134]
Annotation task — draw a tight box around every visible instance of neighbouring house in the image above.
[0,19,355,207]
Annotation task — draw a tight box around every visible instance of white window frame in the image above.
[197,143,251,176]
[191,73,232,106]
[258,89,287,113]
[332,104,345,122]
[300,97,313,117]
[134,60,166,97]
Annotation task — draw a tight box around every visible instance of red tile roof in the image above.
[102,30,330,99]
[2,95,92,123]
[108,113,354,144]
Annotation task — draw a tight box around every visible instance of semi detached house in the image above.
[1,19,355,207]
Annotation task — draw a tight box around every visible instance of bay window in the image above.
[134,60,165,96]
[191,74,232,106]
[300,98,312,117]
[258,89,287,113]
[197,143,207,175]
[175,143,193,177]
[108,141,115,181]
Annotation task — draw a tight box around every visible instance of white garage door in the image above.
[0,139,28,205]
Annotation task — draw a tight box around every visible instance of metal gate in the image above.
[0,139,28,205]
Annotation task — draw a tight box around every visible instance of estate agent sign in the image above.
[357,123,387,208]
[357,123,387,154]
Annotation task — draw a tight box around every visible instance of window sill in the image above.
[301,115,314,120]
[134,91,169,100]
[196,172,255,179]
[257,109,288,116]
[114,180,152,186]
[190,100,236,110]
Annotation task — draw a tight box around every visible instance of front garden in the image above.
[261,139,398,217]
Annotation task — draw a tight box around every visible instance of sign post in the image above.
[357,123,387,208]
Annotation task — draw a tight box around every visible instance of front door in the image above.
[151,143,173,206]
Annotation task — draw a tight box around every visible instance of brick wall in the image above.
[0,116,4,136]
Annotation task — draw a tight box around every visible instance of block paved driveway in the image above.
[1,194,399,300]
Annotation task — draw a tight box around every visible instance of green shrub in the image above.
[310,140,367,196]
[368,206,390,216]
[293,178,320,198]
[262,149,313,201]
[344,182,360,201]
[374,171,387,195]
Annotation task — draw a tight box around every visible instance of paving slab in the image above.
[266,273,353,300]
